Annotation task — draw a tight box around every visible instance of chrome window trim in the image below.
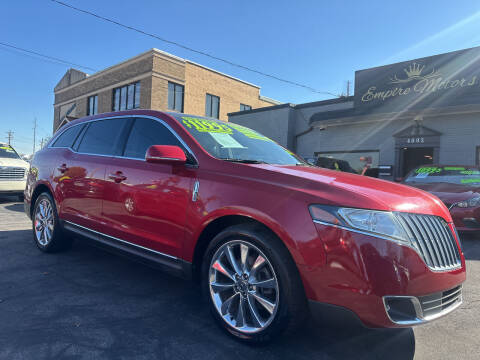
[64,220,178,260]
[313,219,462,272]
[48,115,199,165]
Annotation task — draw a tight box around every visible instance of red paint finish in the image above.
[24,110,466,328]
[145,145,187,164]
[102,156,194,257]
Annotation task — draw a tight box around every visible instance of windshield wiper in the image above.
[220,158,268,164]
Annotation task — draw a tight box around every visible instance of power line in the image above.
[50,0,340,97]
[0,41,97,72]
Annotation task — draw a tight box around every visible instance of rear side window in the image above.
[52,125,83,148]
[77,118,129,156]
[123,118,183,159]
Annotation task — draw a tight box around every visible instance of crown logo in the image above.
[390,62,441,84]
[404,63,424,78]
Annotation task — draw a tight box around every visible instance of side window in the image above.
[124,118,183,159]
[77,118,129,156]
[52,124,84,148]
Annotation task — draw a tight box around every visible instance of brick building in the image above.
[53,48,279,131]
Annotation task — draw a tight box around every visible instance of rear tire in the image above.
[32,192,72,253]
[202,223,307,343]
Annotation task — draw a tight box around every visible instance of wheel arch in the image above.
[191,214,301,282]
[30,183,54,218]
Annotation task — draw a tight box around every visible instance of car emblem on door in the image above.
[192,180,199,202]
[125,197,135,213]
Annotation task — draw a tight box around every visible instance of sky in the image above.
[1,0,480,155]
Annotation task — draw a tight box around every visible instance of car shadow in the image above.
[0,229,416,359]
[458,232,480,261]
[4,203,24,213]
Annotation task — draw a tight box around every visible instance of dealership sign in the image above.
[354,47,480,113]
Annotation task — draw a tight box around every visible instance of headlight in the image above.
[309,205,410,245]
[455,196,480,208]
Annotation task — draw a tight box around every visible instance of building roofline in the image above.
[356,45,480,74]
[259,95,282,105]
[54,48,279,100]
[294,96,353,109]
[54,49,160,93]
[228,95,352,117]
[228,103,293,116]
[186,60,261,89]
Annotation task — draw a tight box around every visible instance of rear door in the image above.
[55,118,130,232]
[102,116,196,258]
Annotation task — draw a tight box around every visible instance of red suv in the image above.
[25,110,466,342]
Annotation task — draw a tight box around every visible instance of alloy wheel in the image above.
[209,240,279,333]
[34,198,54,246]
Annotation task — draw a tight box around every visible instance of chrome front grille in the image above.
[0,167,26,180]
[396,212,461,271]
[418,285,462,319]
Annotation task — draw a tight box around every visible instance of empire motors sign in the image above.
[354,46,480,113]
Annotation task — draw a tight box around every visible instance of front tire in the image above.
[202,223,307,343]
[32,192,72,252]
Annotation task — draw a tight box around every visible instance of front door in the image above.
[401,147,434,176]
[102,117,195,258]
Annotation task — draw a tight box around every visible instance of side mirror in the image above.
[145,145,187,164]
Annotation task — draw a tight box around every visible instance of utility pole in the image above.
[6,130,13,145]
[346,80,351,97]
[32,118,37,154]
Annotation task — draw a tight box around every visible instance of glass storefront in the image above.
[315,150,380,176]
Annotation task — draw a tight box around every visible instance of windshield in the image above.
[405,166,480,186]
[175,115,306,165]
[0,144,21,159]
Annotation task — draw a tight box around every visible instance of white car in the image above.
[0,143,29,201]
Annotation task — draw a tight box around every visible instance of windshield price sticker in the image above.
[444,166,465,171]
[0,146,14,152]
[461,178,480,184]
[415,167,441,174]
[182,117,232,134]
[460,170,480,175]
[209,133,246,148]
[227,123,271,142]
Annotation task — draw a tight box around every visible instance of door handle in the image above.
[57,164,68,173]
[108,171,127,183]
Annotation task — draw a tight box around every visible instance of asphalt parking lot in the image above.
[0,196,479,360]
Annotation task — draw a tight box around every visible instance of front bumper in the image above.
[300,222,466,328]
[383,285,462,325]
[0,180,26,193]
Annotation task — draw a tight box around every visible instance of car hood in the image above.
[0,157,29,168]
[403,182,479,205]
[252,165,449,218]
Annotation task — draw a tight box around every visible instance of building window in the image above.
[168,82,184,112]
[113,81,141,111]
[87,95,98,116]
[240,104,252,111]
[205,93,220,119]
